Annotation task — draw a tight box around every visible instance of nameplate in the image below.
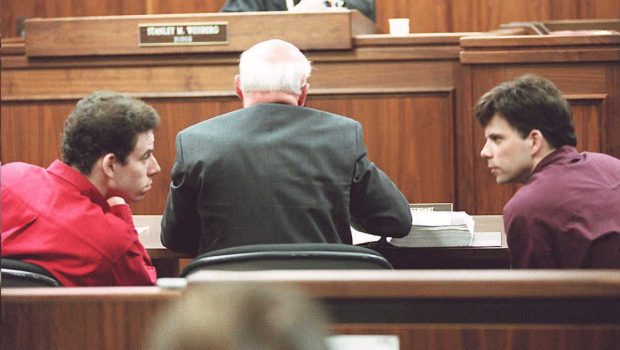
[409,203,453,212]
[139,22,228,46]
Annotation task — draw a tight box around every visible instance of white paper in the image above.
[351,226,382,245]
[135,226,149,235]
[471,231,502,247]
[411,210,473,229]
[327,335,399,350]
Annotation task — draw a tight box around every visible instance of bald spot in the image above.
[245,39,306,65]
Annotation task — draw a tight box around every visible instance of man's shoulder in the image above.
[584,151,620,168]
[543,150,620,186]
[179,105,360,134]
[1,162,49,191]
[59,205,139,255]
[505,176,559,218]
[285,106,361,133]
[179,108,247,135]
[2,161,43,175]
[505,154,618,219]
[301,105,358,122]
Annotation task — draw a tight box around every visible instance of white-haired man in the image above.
[161,39,410,255]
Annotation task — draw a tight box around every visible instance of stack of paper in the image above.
[389,210,475,247]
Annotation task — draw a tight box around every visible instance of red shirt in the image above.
[1,160,157,286]
[504,146,620,268]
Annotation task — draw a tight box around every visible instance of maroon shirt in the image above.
[503,146,620,268]
[1,160,157,286]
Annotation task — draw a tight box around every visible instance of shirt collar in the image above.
[47,160,110,210]
[532,145,580,175]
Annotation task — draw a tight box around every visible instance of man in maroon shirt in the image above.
[1,91,161,285]
[474,75,620,268]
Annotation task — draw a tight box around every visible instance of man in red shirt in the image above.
[475,75,620,268]
[1,91,161,286]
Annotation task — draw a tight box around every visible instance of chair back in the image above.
[1,258,61,287]
[181,243,393,277]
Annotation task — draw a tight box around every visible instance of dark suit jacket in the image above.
[220,0,376,21]
[161,103,411,255]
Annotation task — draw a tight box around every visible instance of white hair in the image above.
[238,45,312,95]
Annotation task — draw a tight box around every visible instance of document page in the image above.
[351,226,382,245]
[471,231,502,247]
[327,335,399,350]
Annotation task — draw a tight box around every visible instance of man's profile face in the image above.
[111,130,161,202]
[480,114,535,184]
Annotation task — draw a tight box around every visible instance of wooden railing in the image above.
[3,270,619,350]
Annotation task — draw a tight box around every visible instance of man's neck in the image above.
[243,91,300,108]
[532,145,556,172]
[77,164,108,198]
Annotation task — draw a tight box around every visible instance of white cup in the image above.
[389,18,410,35]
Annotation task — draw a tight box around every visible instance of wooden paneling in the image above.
[26,0,146,17]
[1,33,461,214]
[1,93,455,214]
[609,65,620,157]
[0,101,73,165]
[145,0,224,15]
[0,49,455,101]
[334,324,620,350]
[0,0,147,37]
[570,97,606,153]
[0,63,239,100]
[3,271,620,350]
[376,0,620,33]
[376,0,452,34]
[577,0,620,20]
[23,11,374,57]
[308,93,455,204]
[1,287,179,350]
[2,0,619,38]
[188,270,620,298]
[450,0,554,33]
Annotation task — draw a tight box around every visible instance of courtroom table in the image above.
[134,215,509,277]
[134,215,192,277]
[365,215,510,269]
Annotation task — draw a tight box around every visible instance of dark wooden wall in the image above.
[2,0,619,38]
[0,36,461,214]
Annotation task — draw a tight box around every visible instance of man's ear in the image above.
[101,153,118,179]
[234,75,244,100]
[298,83,309,106]
[528,129,546,155]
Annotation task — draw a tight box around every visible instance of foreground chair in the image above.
[1,258,61,287]
[181,243,393,277]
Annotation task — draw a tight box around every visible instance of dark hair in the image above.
[61,91,160,174]
[474,74,577,148]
